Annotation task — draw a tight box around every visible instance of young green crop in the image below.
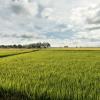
[0,49,35,57]
[0,49,99,100]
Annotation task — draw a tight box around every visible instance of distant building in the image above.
[64,46,68,48]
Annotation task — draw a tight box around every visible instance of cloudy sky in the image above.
[0,0,100,47]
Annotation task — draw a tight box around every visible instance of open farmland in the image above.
[0,49,37,58]
[0,49,100,100]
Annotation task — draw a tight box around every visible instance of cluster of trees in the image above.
[0,42,51,49]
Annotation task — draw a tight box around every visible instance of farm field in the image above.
[0,49,36,57]
[0,49,100,100]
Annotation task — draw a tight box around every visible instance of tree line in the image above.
[0,42,51,49]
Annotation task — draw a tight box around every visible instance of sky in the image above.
[0,0,100,47]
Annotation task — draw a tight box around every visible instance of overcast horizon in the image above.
[0,0,100,47]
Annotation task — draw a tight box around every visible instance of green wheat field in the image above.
[0,48,100,100]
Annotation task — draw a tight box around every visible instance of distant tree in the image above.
[64,46,68,48]
[8,45,13,48]
[18,44,23,48]
[13,44,17,48]
[47,42,51,48]
[0,45,5,48]
[43,42,51,48]
[36,43,41,48]
[0,42,51,49]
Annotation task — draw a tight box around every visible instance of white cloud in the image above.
[0,0,100,47]
[68,3,100,47]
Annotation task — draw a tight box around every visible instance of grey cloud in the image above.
[86,26,100,31]
[89,38,100,42]
[11,4,27,15]
[10,1,35,16]
[84,5,100,32]
[0,32,47,40]
[20,34,33,39]
[36,4,44,18]
[57,24,67,28]
[86,7,100,25]
[0,32,32,38]
[87,17,100,25]
[34,25,43,30]
[8,34,33,39]
[19,34,46,39]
